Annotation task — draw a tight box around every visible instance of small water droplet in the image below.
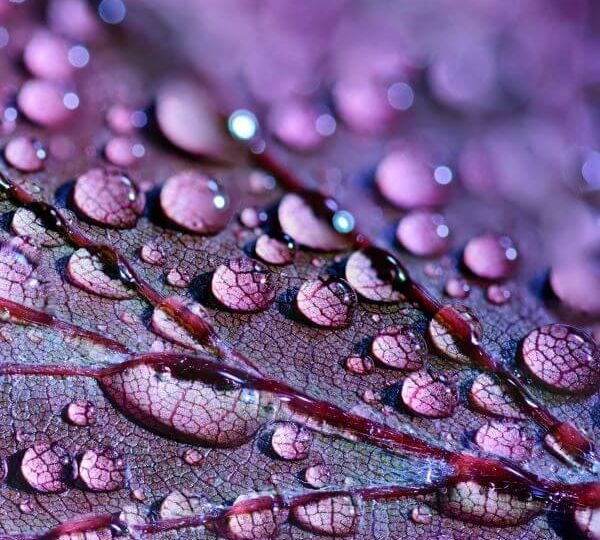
[371,325,427,370]
[474,421,533,462]
[21,442,76,493]
[271,422,311,461]
[292,494,360,536]
[78,446,126,492]
[429,304,482,363]
[344,355,374,375]
[303,464,331,488]
[444,277,470,299]
[182,448,204,466]
[463,234,518,280]
[4,136,46,172]
[139,241,166,266]
[486,283,511,305]
[65,399,96,426]
[411,504,433,524]
[255,233,296,266]
[401,370,458,418]
[165,267,192,288]
[397,210,450,257]
[296,277,357,328]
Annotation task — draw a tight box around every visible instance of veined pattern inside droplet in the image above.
[291,494,360,537]
[296,278,356,328]
[429,304,482,363]
[371,325,427,370]
[345,249,404,303]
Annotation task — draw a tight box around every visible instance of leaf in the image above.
[0,3,597,540]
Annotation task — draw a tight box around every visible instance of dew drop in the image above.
[0,240,45,307]
[361,388,381,405]
[444,277,470,299]
[469,373,526,420]
[292,494,360,537]
[224,493,286,540]
[463,234,518,280]
[438,480,542,526]
[396,210,450,257]
[182,448,204,466]
[303,464,331,488]
[549,255,600,315]
[345,248,408,303]
[104,136,142,167]
[268,100,323,152]
[255,233,296,266]
[11,208,62,247]
[66,248,134,300]
[0,456,7,484]
[411,504,433,524]
[21,442,75,493]
[165,267,192,288]
[4,136,45,172]
[574,506,600,539]
[18,79,72,127]
[159,490,205,519]
[271,422,311,461]
[296,277,356,329]
[344,355,374,375]
[151,297,207,350]
[401,370,458,418]
[106,104,141,134]
[78,446,126,492]
[73,168,145,229]
[19,500,33,514]
[371,325,427,371]
[278,193,352,252]
[486,283,511,305]
[66,400,97,426]
[239,207,265,229]
[376,149,450,209]
[23,30,71,80]
[474,421,533,462]
[521,323,600,394]
[139,241,166,266]
[155,79,230,157]
[211,257,275,312]
[160,171,232,235]
[100,361,265,447]
[429,304,482,363]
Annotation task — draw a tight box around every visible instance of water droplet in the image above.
[344,355,374,375]
[106,104,142,134]
[429,304,482,363]
[345,248,407,303]
[23,30,71,80]
[438,480,542,526]
[296,277,357,328]
[371,325,427,370]
[0,240,45,307]
[474,421,533,462]
[21,442,76,493]
[182,448,204,466]
[104,136,142,167]
[268,100,324,151]
[486,283,512,305]
[160,171,232,235]
[100,361,265,447]
[303,464,331,488]
[574,506,600,539]
[376,149,450,209]
[4,136,45,172]
[67,248,134,300]
[73,168,145,229]
[255,233,296,266]
[11,208,63,247]
[156,79,229,157]
[159,490,205,519]
[165,267,192,288]
[271,422,311,461]
[151,297,207,350]
[469,373,526,420]
[549,254,600,315]
[224,492,286,540]
[78,446,126,492]
[396,210,450,257]
[211,257,275,312]
[361,388,381,404]
[292,494,360,536]
[139,241,166,266]
[239,207,265,229]
[131,487,146,501]
[278,193,352,251]
[401,370,458,418]
[18,79,72,127]
[521,324,600,393]
[411,504,433,524]
[0,456,7,484]
[444,277,470,299]
[463,234,518,280]
[66,400,96,426]
[19,500,33,514]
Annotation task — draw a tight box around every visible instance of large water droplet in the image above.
[23,30,71,80]
[18,79,72,127]
[521,323,600,394]
[345,248,407,303]
[65,399,97,426]
[429,304,482,363]
[469,373,525,420]
[549,254,600,315]
[160,171,232,235]
[100,361,266,447]
[151,297,207,350]
[66,248,134,300]
[292,494,360,537]
[211,257,275,312]
[0,239,46,308]
[255,233,296,266]
[278,193,352,252]
[224,493,287,540]
[78,446,126,491]
[474,421,533,462]
[159,490,205,519]
[401,370,458,418]
[396,210,451,257]
[371,325,427,370]
[296,277,356,328]
[73,168,145,229]
[438,480,542,526]
[271,422,311,461]
[155,79,230,157]
[11,208,63,247]
[21,442,76,493]
[4,136,46,172]
[463,234,518,280]
[376,149,450,209]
